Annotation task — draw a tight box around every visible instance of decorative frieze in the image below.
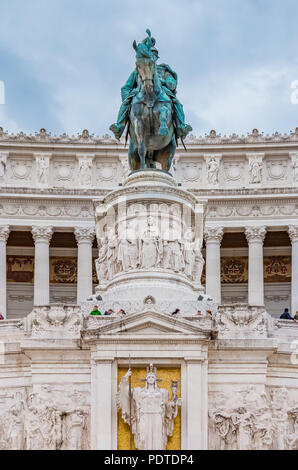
[209,386,298,450]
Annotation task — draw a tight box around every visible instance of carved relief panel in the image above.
[95,159,119,186]
[8,157,34,186]
[223,159,245,186]
[265,157,288,184]
[52,157,76,188]
[180,159,202,184]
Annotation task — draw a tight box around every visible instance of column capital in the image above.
[288,225,298,243]
[0,225,10,242]
[204,227,223,243]
[74,226,95,244]
[245,226,266,243]
[32,225,53,243]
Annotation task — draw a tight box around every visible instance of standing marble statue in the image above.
[118,364,181,450]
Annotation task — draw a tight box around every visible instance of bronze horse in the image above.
[128,41,176,172]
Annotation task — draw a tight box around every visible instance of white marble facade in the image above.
[0,128,298,318]
[0,128,298,450]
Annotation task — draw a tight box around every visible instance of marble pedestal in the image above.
[92,170,211,315]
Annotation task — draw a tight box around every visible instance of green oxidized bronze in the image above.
[109,29,192,172]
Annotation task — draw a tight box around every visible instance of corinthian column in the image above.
[0,225,10,318]
[32,226,53,305]
[75,227,95,303]
[245,226,266,306]
[288,226,298,316]
[204,227,223,303]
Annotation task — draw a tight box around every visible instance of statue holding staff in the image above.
[117,363,181,450]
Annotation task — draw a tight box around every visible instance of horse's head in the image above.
[136,57,155,84]
[133,40,155,88]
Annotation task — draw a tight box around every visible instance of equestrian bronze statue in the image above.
[110,30,192,172]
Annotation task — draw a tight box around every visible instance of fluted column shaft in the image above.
[0,226,10,318]
[32,226,53,305]
[75,227,95,303]
[245,226,266,306]
[288,226,298,316]
[204,227,223,303]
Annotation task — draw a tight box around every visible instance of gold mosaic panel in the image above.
[50,257,77,283]
[7,255,34,283]
[6,255,291,284]
[264,256,291,283]
[221,257,248,284]
[117,367,181,450]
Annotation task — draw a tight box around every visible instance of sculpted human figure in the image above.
[140,218,162,268]
[183,237,195,278]
[292,155,298,182]
[249,159,262,183]
[37,156,49,184]
[127,232,140,270]
[193,248,205,283]
[7,397,25,450]
[207,158,219,185]
[287,409,298,450]
[141,236,161,268]
[110,30,191,141]
[95,239,108,282]
[0,154,6,180]
[117,237,131,272]
[106,233,118,279]
[118,364,180,450]
[209,410,238,450]
[271,388,289,450]
[63,409,87,450]
[169,238,185,272]
[79,159,92,186]
[162,240,172,269]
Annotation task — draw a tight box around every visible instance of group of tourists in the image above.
[89,306,126,316]
[280,308,298,321]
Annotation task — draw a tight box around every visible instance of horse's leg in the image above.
[154,136,176,172]
[138,140,146,169]
[128,139,139,171]
[133,103,147,169]
[167,135,177,171]
[158,105,169,136]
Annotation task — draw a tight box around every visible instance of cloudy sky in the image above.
[0,0,297,137]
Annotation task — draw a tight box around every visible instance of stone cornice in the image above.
[1,127,298,146]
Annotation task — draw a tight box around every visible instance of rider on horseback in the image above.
[110,30,192,141]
